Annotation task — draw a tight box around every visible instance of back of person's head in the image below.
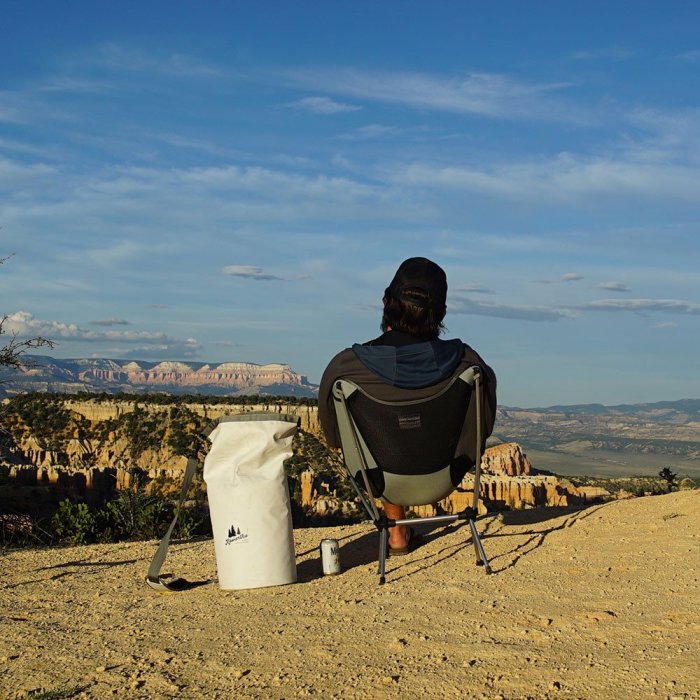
[382,257,447,339]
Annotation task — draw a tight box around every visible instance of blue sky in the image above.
[1,1,699,406]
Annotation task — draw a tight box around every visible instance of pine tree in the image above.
[659,467,678,492]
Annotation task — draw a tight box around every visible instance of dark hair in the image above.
[381,287,446,339]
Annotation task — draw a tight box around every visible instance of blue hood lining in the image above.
[351,339,464,389]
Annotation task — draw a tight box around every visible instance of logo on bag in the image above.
[225,523,249,545]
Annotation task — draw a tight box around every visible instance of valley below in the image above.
[493,399,700,479]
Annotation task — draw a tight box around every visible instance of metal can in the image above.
[320,538,341,575]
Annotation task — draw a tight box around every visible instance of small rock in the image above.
[96,666,106,673]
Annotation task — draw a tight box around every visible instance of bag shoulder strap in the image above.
[145,457,202,592]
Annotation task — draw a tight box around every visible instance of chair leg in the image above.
[378,526,388,585]
[469,519,492,575]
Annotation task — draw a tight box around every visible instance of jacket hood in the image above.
[351,338,464,389]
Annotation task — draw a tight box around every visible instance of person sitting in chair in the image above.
[319,257,497,555]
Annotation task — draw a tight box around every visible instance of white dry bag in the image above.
[203,413,298,590]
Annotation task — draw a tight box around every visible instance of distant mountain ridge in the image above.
[500,398,700,421]
[0,355,318,398]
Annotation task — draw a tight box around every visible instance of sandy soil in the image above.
[1,490,699,700]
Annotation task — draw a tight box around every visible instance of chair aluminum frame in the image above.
[332,365,492,584]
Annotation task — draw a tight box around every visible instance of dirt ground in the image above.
[1,490,699,700]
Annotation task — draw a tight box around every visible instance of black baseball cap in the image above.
[385,257,447,310]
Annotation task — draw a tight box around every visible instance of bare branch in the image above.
[1,255,57,371]
[0,328,55,369]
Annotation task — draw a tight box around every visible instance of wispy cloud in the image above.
[0,138,53,157]
[453,283,494,294]
[675,49,700,62]
[90,318,129,326]
[561,272,583,282]
[223,265,283,281]
[599,281,630,292]
[286,96,361,115]
[580,299,700,314]
[120,339,200,358]
[211,340,242,348]
[450,296,577,322]
[38,77,109,94]
[448,294,700,322]
[0,158,56,183]
[336,124,402,140]
[571,48,635,61]
[392,150,700,203]
[0,159,394,238]
[286,68,578,122]
[94,43,224,78]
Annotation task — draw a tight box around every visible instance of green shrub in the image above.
[50,499,96,545]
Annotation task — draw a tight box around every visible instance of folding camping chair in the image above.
[332,365,492,584]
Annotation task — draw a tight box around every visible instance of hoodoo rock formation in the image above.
[1,398,609,516]
[480,441,532,476]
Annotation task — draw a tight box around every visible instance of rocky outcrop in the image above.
[480,441,532,476]
[62,400,321,438]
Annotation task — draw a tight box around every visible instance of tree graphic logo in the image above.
[225,522,248,545]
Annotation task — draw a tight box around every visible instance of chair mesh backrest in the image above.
[346,378,471,476]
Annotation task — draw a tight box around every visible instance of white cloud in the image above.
[561,273,583,282]
[286,96,361,115]
[599,281,630,292]
[223,265,283,281]
[4,311,201,356]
